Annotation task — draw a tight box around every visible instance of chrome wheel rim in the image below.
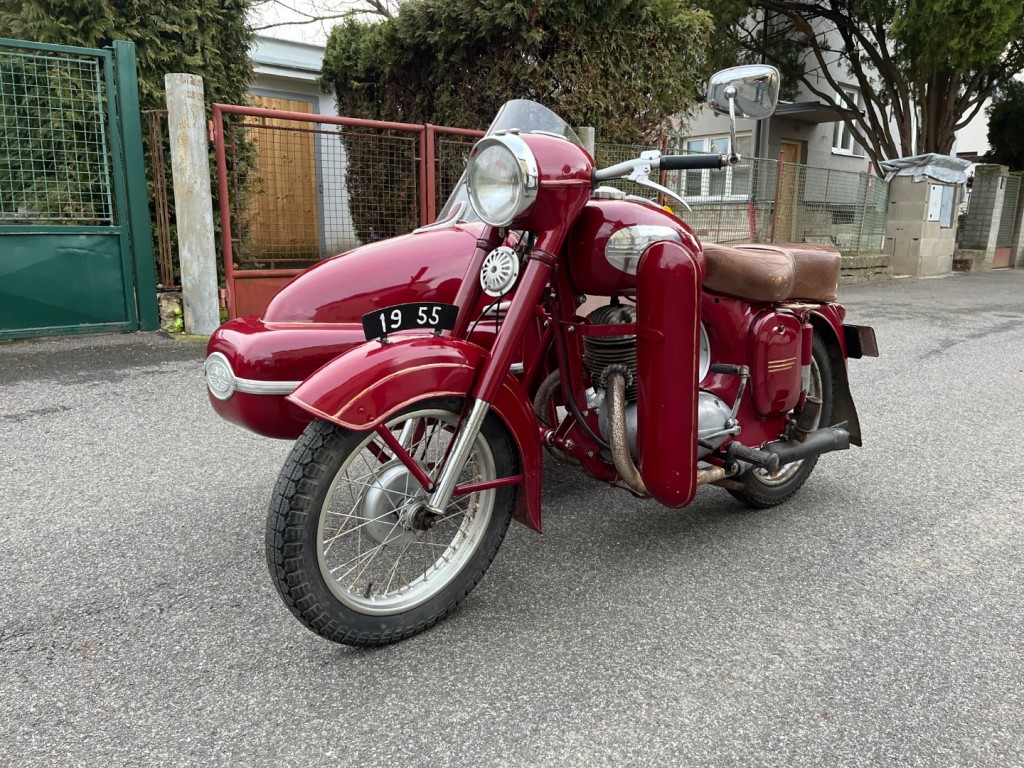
[315,408,496,616]
[750,357,823,486]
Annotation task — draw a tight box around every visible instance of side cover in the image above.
[636,240,705,508]
[288,336,544,532]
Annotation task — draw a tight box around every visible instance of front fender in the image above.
[288,336,543,532]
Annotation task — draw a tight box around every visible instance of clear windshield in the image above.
[437,100,584,221]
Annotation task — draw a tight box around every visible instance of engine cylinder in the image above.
[583,303,638,400]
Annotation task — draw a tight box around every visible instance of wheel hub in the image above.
[361,463,423,547]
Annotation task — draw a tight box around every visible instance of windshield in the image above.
[437,100,584,221]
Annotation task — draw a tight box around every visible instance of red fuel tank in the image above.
[565,199,701,297]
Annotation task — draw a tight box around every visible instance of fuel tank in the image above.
[566,199,702,297]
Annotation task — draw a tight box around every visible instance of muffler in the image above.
[727,423,850,472]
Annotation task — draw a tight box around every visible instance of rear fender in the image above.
[810,309,863,446]
[288,336,543,532]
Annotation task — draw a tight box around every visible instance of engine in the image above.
[584,302,731,459]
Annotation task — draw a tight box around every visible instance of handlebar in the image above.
[593,152,730,182]
[659,154,728,171]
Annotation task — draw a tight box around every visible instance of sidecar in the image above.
[205,222,482,439]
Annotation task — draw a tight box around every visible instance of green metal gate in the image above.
[0,38,157,339]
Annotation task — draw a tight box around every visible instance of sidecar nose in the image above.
[204,352,237,400]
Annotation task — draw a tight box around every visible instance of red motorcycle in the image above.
[206,65,877,646]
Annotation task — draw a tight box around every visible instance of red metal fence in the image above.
[211,104,483,319]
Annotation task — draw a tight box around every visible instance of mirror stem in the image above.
[726,88,740,166]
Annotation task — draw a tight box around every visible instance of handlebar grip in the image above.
[659,154,727,171]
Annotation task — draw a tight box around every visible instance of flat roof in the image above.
[774,101,858,124]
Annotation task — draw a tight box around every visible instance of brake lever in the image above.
[625,150,692,212]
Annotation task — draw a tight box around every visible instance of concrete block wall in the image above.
[883,176,959,276]
[954,164,1008,271]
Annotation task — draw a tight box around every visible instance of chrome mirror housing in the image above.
[707,65,780,120]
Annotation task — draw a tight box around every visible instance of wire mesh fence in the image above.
[595,141,888,255]
[434,132,478,217]
[0,44,114,225]
[145,109,176,287]
[217,105,889,281]
[225,114,421,270]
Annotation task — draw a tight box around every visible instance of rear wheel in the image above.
[727,334,835,509]
[266,397,517,646]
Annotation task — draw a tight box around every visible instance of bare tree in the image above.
[713,0,1024,167]
[250,0,398,33]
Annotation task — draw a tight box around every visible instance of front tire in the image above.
[266,397,517,646]
[727,334,835,509]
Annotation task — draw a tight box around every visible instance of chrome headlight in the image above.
[466,134,539,227]
[204,352,236,400]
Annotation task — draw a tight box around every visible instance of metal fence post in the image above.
[165,73,220,335]
[112,40,159,331]
[770,151,784,243]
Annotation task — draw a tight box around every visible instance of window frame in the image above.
[832,87,865,157]
[672,133,754,202]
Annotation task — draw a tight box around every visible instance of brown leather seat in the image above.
[703,243,841,303]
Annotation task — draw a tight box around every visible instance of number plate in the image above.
[361,302,459,341]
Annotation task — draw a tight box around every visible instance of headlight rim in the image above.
[466,134,540,227]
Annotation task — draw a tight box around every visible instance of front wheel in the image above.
[727,334,835,509]
[266,397,518,646]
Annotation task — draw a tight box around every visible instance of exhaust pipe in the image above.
[606,368,647,494]
[606,368,732,494]
[766,423,850,464]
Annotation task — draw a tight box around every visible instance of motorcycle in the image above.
[206,65,878,646]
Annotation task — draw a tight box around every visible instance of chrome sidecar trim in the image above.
[413,201,468,233]
[235,377,301,396]
[205,352,300,399]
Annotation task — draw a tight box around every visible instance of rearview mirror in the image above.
[707,65,780,120]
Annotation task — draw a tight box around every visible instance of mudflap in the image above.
[810,309,863,446]
[288,335,544,532]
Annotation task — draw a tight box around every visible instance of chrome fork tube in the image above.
[425,399,490,515]
[426,249,556,515]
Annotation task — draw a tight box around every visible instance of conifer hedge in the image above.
[321,0,713,242]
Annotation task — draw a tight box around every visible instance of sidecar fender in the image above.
[288,335,543,532]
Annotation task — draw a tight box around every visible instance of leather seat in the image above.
[703,243,841,303]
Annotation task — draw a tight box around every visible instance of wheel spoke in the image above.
[322,508,396,545]
[381,537,416,595]
[340,520,402,584]
[313,405,501,616]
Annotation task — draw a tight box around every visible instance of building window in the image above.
[674,134,753,200]
[832,87,862,155]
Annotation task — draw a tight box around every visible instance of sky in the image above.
[249,0,385,45]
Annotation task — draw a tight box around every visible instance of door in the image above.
[773,141,802,243]
[245,95,320,264]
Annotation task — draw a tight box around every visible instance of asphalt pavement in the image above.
[1,270,1022,767]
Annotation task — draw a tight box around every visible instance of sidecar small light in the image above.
[204,352,236,400]
[466,135,538,227]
